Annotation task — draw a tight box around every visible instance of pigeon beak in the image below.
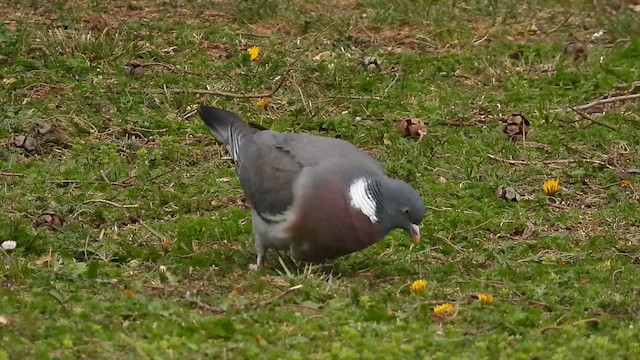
[410,224,420,244]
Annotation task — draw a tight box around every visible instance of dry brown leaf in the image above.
[508,50,524,60]
[123,62,146,76]
[503,113,530,140]
[454,69,479,87]
[7,135,43,155]
[396,118,427,141]
[97,100,117,114]
[564,42,588,62]
[35,252,53,266]
[363,56,380,72]
[35,121,66,139]
[496,185,521,202]
[33,210,64,230]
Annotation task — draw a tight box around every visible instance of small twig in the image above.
[100,170,111,183]
[569,106,617,130]
[545,12,574,34]
[395,283,410,297]
[420,299,456,306]
[0,172,24,177]
[538,318,600,333]
[144,168,174,184]
[472,32,490,45]
[452,219,492,235]
[46,179,130,187]
[612,266,624,284]
[425,206,452,211]
[184,291,226,313]
[290,75,312,116]
[252,284,303,309]
[83,199,139,208]
[487,154,616,169]
[382,74,400,95]
[434,234,466,253]
[503,297,555,311]
[236,32,273,38]
[329,95,382,100]
[140,222,168,241]
[59,114,99,134]
[546,200,572,210]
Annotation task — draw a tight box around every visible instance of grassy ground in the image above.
[1,0,640,358]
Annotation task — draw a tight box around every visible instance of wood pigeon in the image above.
[198,105,425,267]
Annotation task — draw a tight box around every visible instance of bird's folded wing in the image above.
[235,131,384,221]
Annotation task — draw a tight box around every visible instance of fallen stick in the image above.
[487,154,615,169]
[574,93,640,111]
[554,93,640,113]
[0,172,24,177]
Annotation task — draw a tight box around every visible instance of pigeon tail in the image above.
[198,105,261,161]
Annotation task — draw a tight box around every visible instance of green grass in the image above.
[1,0,640,358]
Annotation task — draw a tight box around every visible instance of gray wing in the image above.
[236,131,384,220]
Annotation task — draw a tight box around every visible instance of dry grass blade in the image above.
[538,318,600,333]
[487,154,616,169]
[83,199,139,208]
[569,107,617,130]
[252,285,303,309]
[185,291,226,313]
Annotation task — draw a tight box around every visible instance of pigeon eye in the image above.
[403,207,410,214]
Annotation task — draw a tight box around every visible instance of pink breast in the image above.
[287,178,384,262]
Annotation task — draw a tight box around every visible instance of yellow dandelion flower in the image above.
[410,279,427,293]
[620,180,630,189]
[247,46,260,61]
[256,98,269,109]
[602,259,611,269]
[543,178,559,196]
[477,293,494,305]
[433,303,455,315]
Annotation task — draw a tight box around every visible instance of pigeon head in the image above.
[348,177,425,244]
[380,178,426,243]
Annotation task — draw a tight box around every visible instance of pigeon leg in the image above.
[249,233,268,271]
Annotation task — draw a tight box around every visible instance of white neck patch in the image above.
[349,178,379,223]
